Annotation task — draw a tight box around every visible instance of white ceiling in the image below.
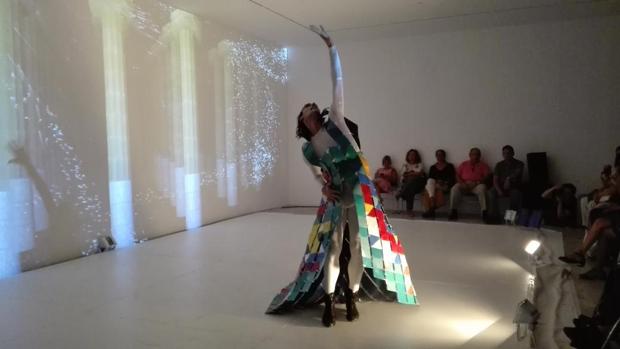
[164,0,620,45]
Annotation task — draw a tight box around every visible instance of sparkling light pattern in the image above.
[226,40,287,188]
[0,0,288,278]
[1,50,107,274]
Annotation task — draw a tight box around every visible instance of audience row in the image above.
[374,146,620,226]
[373,145,524,223]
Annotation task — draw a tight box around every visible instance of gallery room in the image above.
[1,0,619,348]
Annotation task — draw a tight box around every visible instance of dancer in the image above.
[266,25,417,327]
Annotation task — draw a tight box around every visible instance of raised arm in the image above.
[310,25,360,152]
[310,25,344,119]
[329,46,344,117]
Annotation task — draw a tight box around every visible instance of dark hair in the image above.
[382,155,392,164]
[296,103,315,141]
[615,145,620,168]
[406,149,421,164]
[502,145,514,154]
[561,183,577,195]
[435,149,446,157]
[469,147,481,155]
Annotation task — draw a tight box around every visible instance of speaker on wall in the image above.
[527,152,549,189]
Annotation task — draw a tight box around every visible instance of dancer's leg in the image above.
[324,214,344,294]
[343,206,361,321]
[345,207,362,292]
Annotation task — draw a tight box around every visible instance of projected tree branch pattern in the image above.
[0,0,287,278]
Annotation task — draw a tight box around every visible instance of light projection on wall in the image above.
[1,0,109,277]
[0,0,31,278]
[0,0,287,279]
[89,0,136,247]
[226,41,286,188]
[161,9,202,229]
[209,40,287,207]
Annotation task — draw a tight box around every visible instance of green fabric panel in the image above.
[373,269,385,280]
[363,257,372,268]
[372,258,383,270]
[371,248,383,259]
[302,142,320,166]
[358,226,368,237]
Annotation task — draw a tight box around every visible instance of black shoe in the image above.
[573,315,594,328]
[322,293,336,327]
[449,209,458,221]
[344,288,359,321]
[579,268,606,280]
[422,210,435,219]
[559,252,586,267]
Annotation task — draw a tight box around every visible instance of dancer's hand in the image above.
[322,184,340,203]
[309,25,332,47]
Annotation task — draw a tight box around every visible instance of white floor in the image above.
[0,211,566,349]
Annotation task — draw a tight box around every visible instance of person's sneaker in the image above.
[579,268,606,280]
[449,209,458,221]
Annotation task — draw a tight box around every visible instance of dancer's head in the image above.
[405,149,420,164]
[296,102,323,141]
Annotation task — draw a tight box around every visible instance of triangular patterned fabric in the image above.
[266,121,418,314]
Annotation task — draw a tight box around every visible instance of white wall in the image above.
[0,0,288,276]
[286,15,620,206]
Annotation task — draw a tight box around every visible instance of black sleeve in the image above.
[429,165,437,180]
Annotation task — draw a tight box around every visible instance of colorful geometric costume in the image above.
[266,119,418,313]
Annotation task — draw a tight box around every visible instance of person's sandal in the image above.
[559,252,586,267]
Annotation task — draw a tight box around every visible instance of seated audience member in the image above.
[373,155,398,199]
[581,165,618,226]
[560,203,620,267]
[489,145,524,219]
[421,149,456,219]
[579,147,620,227]
[397,149,426,216]
[541,183,578,227]
[578,168,620,278]
[449,147,491,222]
[585,153,620,225]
